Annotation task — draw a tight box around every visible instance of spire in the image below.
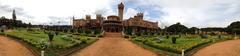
[72,16,75,20]
[12,9,17,20]
[118,2,124,9]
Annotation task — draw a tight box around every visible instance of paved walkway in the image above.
[0,35,34,56]
[193,40,240,56]
[70,32,157,56]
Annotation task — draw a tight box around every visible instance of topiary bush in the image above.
[200,34,208,39]
[166,35,169,39]
[124,35,129,38]
[172,37,177,44]
[48,32,54,42]
[81,38,88,44]
[55,31,59,35]
[1,29,4,32]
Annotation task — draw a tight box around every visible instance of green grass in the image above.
[132,35,235,56]
[3,28,97,56]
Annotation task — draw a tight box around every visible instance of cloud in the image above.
[123,8,138,19]
[0,4,34,22]
[1,0,240,28]
[48,16,71,25]
[1,0,116,25]
[123,0,240,28]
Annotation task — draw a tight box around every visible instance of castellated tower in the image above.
[118,2,124,21]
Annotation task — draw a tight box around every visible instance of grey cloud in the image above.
[48,16,71,25]
[124,0,240,28]
[0,4,34,19]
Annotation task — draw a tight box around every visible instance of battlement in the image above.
[86,15,91,20]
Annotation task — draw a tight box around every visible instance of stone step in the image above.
[104,32,122,37]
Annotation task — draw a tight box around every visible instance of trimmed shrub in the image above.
[166,36,169,39]
[1,29,4,32]
[124,35,129,38]
[172,37,177,44]
[55,31,59,35]
[48,32,54,42]
[200,34,208,39]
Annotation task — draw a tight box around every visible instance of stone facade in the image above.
[73,14,103,28]
[72,2,160,33]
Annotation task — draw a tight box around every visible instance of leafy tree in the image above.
[188,27,199,34]
[201,27,225,32]
[0,16,7,19]
[172,37,177,44]
[226,21,240,34]
[165,22,188,34]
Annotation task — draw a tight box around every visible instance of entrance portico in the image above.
[102,16,123,32]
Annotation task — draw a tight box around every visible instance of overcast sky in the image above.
[0,0,240,28]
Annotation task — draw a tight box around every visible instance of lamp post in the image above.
[182,49,185,56]
[40,39,48,56]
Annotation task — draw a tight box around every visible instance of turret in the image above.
[137,13,144,19]
[96,14,102,20]
[118,2,124,21]
[86,15,91,20]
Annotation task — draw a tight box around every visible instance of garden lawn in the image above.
[132,35,212,55]
[4,29,97,56]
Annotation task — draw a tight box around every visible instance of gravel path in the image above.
[70,32,157,56]
[0,35,34,56]
[193,40,240,56]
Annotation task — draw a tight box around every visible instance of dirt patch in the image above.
[70,32,157,56]
[0,35,34,56]
[193,40,240,56]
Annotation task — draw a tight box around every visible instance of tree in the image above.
[0,16,7,19]
[48,31,54,42]
[188,27,199,34]
[226,21,240,34]
[172,37,177,44]
[165,22,188,34]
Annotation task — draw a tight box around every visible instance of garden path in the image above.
[70,32,157,56]
[193,39,240,56]
[0,35,34,56]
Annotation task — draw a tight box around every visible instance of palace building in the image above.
[72,2,160,33]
